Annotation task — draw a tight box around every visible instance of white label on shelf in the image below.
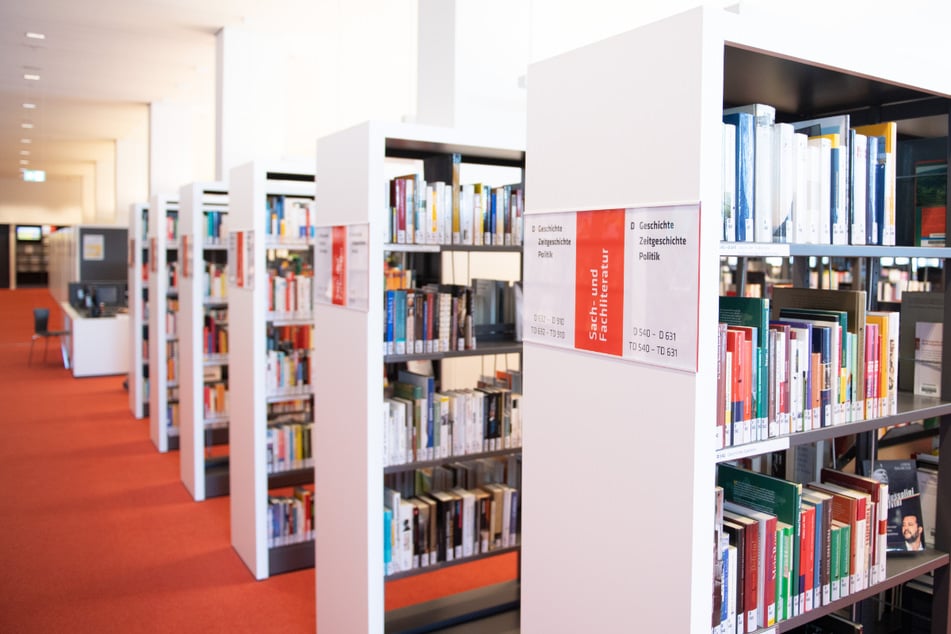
[314,226,332,304]
[245,230,254,290]
[82,233,104,261]
[523,203,700,373]
[313,224,369,311]
[622,205,700,372]
[347,224,369,311]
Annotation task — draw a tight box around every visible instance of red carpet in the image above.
[0,289,516,633]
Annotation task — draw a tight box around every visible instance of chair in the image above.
[29,308,70,367]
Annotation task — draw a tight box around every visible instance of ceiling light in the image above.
[20,160,29,165]
[20,138,31,144]
[21,123,34,129]
[22,103,36,109]
[26,32,45,40]
[24,73,40,81]
[20,150,30,156]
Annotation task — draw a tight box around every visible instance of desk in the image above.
[61,302,130,378]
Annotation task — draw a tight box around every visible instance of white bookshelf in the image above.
[128,202,149,420]
[148,192,180,453]
[522,5,951,633]
[179,181,230,502]
[313,121,525,633]
[228,161,316,580]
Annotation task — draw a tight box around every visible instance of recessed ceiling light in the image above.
[24,73,40,81]
[22,103,36,109]
[20,160,29,165]
[26,32,45,40]
[20,138,31,144]
[21,123,34,129]
[20,150,30,156]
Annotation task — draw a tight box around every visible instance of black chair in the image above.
[29,308,70,367]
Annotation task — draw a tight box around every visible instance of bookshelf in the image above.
[128,202,149,420]
[522,5,951,634]
[312,121,525,633]
[148,193,180,453]
[228,162,317,580]
[178,181,230,501]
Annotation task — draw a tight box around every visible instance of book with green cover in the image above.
[718,463,802,620]
[720,296,770,440]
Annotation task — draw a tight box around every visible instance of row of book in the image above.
[266,421,313,474]
[384,482,520,576]
[202,381,228,419]
[203,262,227,301]
[166,297,179,337]
[713,464,890,633]
[267,398,312,426]
[166,340,179,383]
[266,195,314,243]
[877,277,932,303]
[265,349,311,395]
[384,377,522,467]
[384,278,519,356]
[167,261,179,293]
[202,210,228,245]
[267,487,314,548]
[166,399,180,430]
[203,313,228,356]
[166,213,178,241]
[267,270,313,318]
[388,173,524,247]
[717,288,899,448]
[722,103,896,246]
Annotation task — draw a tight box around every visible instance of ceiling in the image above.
[0,0,330,183]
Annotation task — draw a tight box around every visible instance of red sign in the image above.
[331,226,347,305]
[573,209,625,356]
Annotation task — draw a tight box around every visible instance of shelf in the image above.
[716,393,951,462]
[384,339,522,364]
[265,240,312,251]
[267,467,313,489]
[203,243,228,251]
[385,546,520,582]
[384,447,522,475]
[268,539,314,576]
[266,312,314,326]
[385,580,520,634]
[202,298,228,307]
[720,242,951,259]
[203,355,228,366]
[768,550,950,633]
[266,390,313,404]
[384,243,522,254]
[204,457,230,498]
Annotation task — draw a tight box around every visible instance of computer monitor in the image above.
[96,285,119,306]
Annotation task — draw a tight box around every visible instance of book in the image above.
[802,487,833,608]
[819,467,887,586]
[914,321,942,397]
[720,296,770,440]
[717,463,801,620]
[807,481,869,593]
[723,510,760,632]
[792,116,851,244]
[868,459,926,552]
[723,122,738,241]
[865,310,899,416]
[853,121,897,246]
[898,292,943,393]
[772,287,867,424]
[722,110,756,242]
[724,501,778,628]
[724,104,776,242]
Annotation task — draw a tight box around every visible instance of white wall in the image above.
[0,176,84,226]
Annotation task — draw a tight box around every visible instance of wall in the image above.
[0,176,84,226]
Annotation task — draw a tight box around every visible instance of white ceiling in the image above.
[0,0,330,182]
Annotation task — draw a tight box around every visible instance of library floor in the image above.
[0,288,517,633]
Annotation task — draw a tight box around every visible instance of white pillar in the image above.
[95,154,116,224]
[416,0,529,144]
[150,101,197,197]
[115,120,149,226]
[215,26,287,180]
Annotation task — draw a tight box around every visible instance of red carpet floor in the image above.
[0,289,516,633]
